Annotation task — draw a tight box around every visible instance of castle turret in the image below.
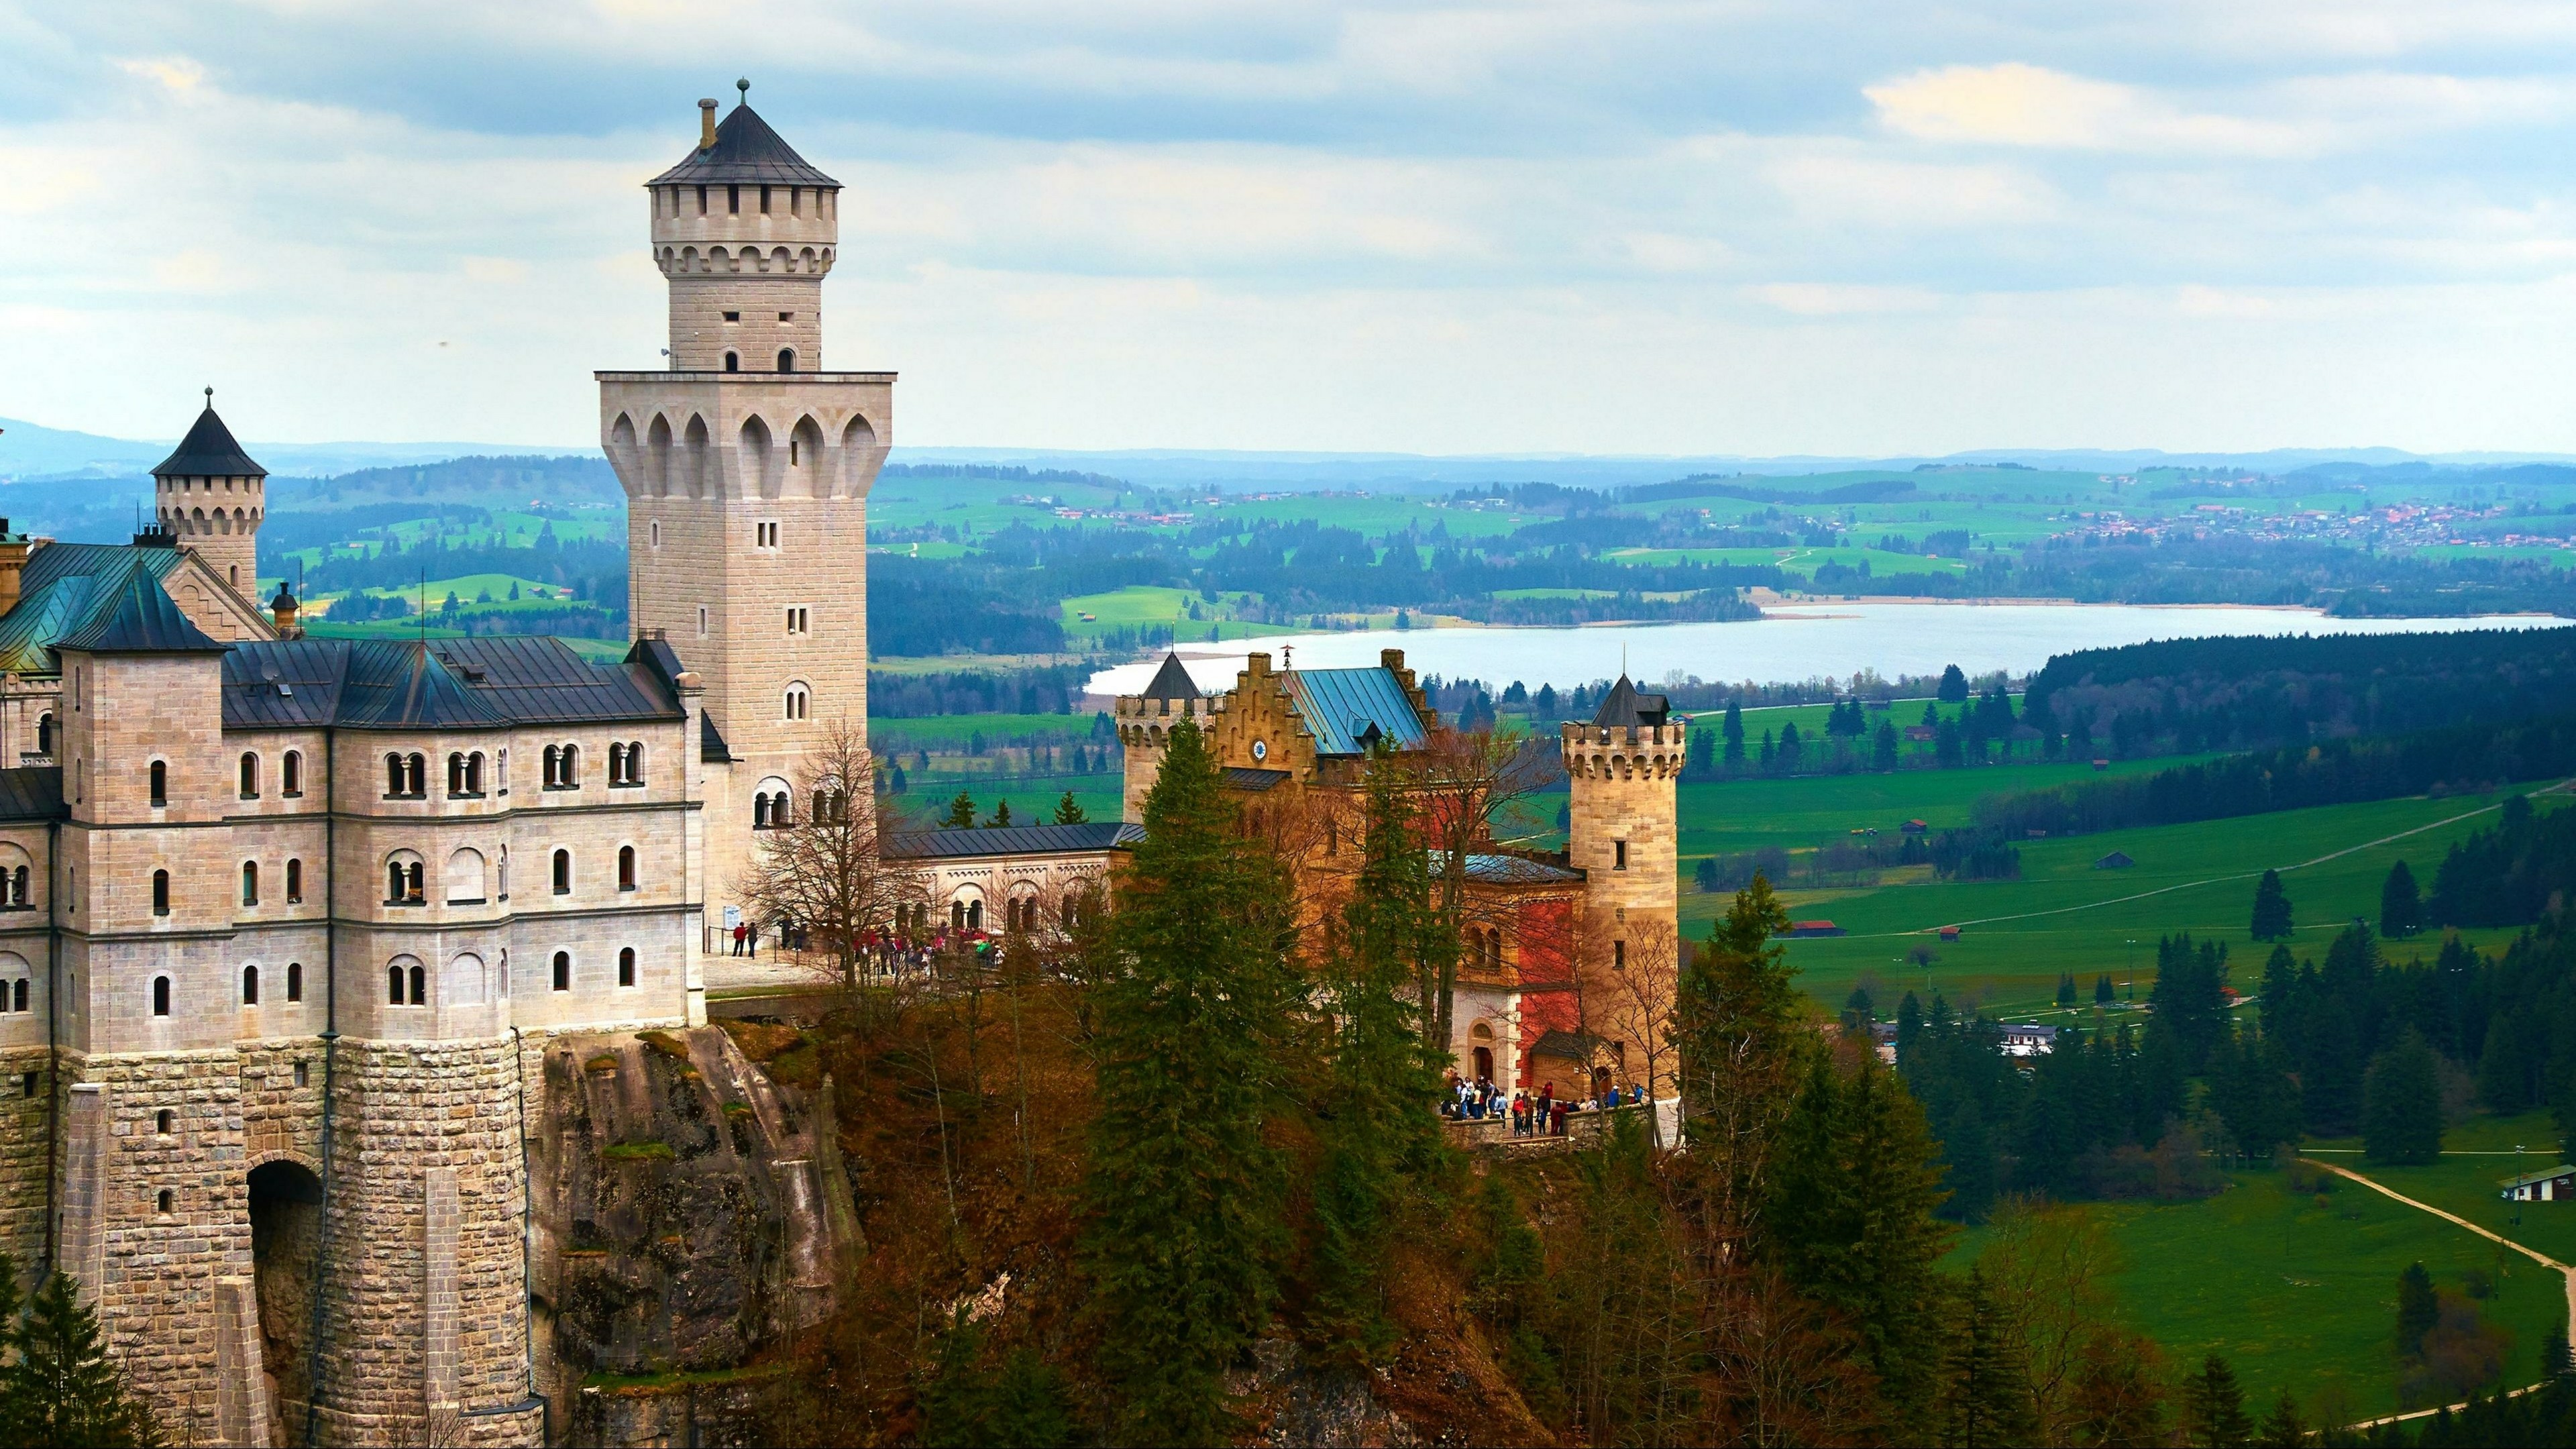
[152,390,266,596]
[600,84,891,928]
[1560,676,1684,972]
[1117,653,1210,822]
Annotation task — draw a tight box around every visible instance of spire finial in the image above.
[737,78,750,105]
[204,386,213,405]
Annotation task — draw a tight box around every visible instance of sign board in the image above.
[722,905,742,930]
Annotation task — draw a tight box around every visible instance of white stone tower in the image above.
[153,390,266,594]
[598,83,892,922]
[1560,676,1684,971]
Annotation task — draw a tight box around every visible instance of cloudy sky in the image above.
[5,1,2575,455]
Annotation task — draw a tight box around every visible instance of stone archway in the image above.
[249,1157,323,1446]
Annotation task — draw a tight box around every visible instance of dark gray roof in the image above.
[220,637,683,731]
[1591,675,1670,729]
[1222,767,1291,792]
[57,564,226,654]
[1138,652,1199,702]
[152,403,267,479]
[888,821,1144,861]
[0,767,65,822]
[1527,1029,1607,1062]
[1283,666,1430,756]
[648,104,838,188]
[701,710,734,763]
[1461,853,1585,885]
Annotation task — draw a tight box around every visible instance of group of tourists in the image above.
[1440,1074,1652,1138]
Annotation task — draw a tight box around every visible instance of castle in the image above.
[0,88,1681,1446]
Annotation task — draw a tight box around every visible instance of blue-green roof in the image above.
[1281,667,1430,757]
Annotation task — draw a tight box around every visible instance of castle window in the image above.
[411,962,425,1004]
[757,521,780,548]
[698,607,709,637]
[468,752,484,794]
[694,184,706,215]
[618,947,637,987]
[240,861,258,906]
[551,849,572,896]
[34,712,52,758]
[149,761,167,808]
[760,183,771,214]
[786,607,808,635]
[724,352,740,372]
[649,521,660,549]
[408,753,426,796]
[152,870,170,916]
[779,311,792,322]
[624,741,645,785]
[241,965,258,1005]
[784,683,810,721]
[722,311,740,323]
[448,753,467,796]
[239,752,258,798]
[293,1059,307,1085]
[727,182,739,215]
[151,975,170,1015]
[286,962,302,1002]
[1613,840,1628,871]
[777,349,796,373]
[386,853,425,905]
[552,951,571,992]
[285,858,303,904]
[1613,940,1627,971]
[281,749,301,796]
[5,866,25,908]
[156,1189,174,1215]
[618,846,637,892]
[789,187,800,215]
[447,848,488,904]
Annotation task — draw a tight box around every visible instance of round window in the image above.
[1251,739,1268,761]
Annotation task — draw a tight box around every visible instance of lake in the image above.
[1081,602,2568,696]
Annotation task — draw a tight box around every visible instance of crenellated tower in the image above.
[1560,676,1684,971]
[152,391,266,596]
[598,83,892,923]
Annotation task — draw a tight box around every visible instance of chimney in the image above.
[698,98,718,150]
[0,519,24,618]
[268,581,303,639]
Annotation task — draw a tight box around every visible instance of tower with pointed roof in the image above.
[152,394,268,596]
[1561,675,1684,977]
[597,85,892,925]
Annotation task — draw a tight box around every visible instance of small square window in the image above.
[778,311,792,322]
[722,311,741,323]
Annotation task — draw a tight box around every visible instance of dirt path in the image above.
[1860,782,2572,939]
[2302,1157,2573,1429]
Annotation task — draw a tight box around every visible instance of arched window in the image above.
[777,347,796,373]
[386,852,425,905]
[951,900,965,932]
[386,753,405,796]
[387,964,402,1004]
[411,961,426,1005]
[240,861,258,906]
[541,745,558,786]
[407,753,426,796]
[967,899,984,932]
[724,351,740,373]
[241,965,259,1006]
[149,761,167,808]
[625,742,645,784]
[551,849,571,895]
[608,743,626,783]
[617,846,637,892]
[239,752,260,799]
[5,865,25,908]
[152,975,170,1015]
[784,683,810,720]
[753,794,771,829]
[35,713,52,757]
[152,869,170,916]
[156,1189,174,1214]
[447,753,468,796]
[618,948,636,987]
[281,749,300,796]
[466,751,484,794]
[551,951,571,991]
[286,961,303,1002]
[285,858,303,904]
[156,1109,174,1134]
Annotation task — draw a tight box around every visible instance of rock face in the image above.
[526,1025,859,1446]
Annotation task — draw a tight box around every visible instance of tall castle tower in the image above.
[1561,677,1684,969]
[152,392,266,594]
[598,85,891,920]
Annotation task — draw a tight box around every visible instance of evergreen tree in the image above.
[2363,1030,2445,1165]
[2181,1354,2254,1449]
[1941,1267,2041,1448]
[1938,663,1970,703]
[1304,747,1444,1364]
[2381,859,2423,938]
[2256,1389,2306,1449]
[986,798,1014,828]
[2250,869,2293,943]
[2,1267,165,1448]
[1721,701,1746,767]
[1874,718,1900,772]
[1759,729,1776,768]
[1051,791,1087,826]
[1935,718,1964,769]
[1777,720,1804,773]
[942,790,977,829]
[1674,874,1802,1237]
[2056,973,2078,1008]
[2398,1262,2438,1360]
[919,1320,1079,1449]
[1079,718,1307,1442]
[2094,973,2115,1005]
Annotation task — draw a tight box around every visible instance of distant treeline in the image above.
[1970,712,2576,841]
[268,453,619,509]
[2428,794,2576,930]
[867,665,1097,718]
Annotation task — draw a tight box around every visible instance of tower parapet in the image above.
[647,83,839,375]
[1560,676,1684,965]
[152,392,266,596]
[1116,653,1218,823]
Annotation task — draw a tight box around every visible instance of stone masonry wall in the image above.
[0,1042,51,1281]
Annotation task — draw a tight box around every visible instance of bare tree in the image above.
[734,718,925,996]
[1406,725,1555,1054]
[1599,918,1682,1145]
[1978,1198,2121,1441]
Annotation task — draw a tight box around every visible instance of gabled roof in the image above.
[1460,853,1585,885]
[648,104,839,188]
[152,402,267,479]
[0,767,64,822]
[1283,666,1430,757]
[219,637,686,731]
[1138,652,1199,702]
[56,562,225,654]
[887,821,1144,861]
[1591,675,1670,729]
[1222,766,1291,792]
